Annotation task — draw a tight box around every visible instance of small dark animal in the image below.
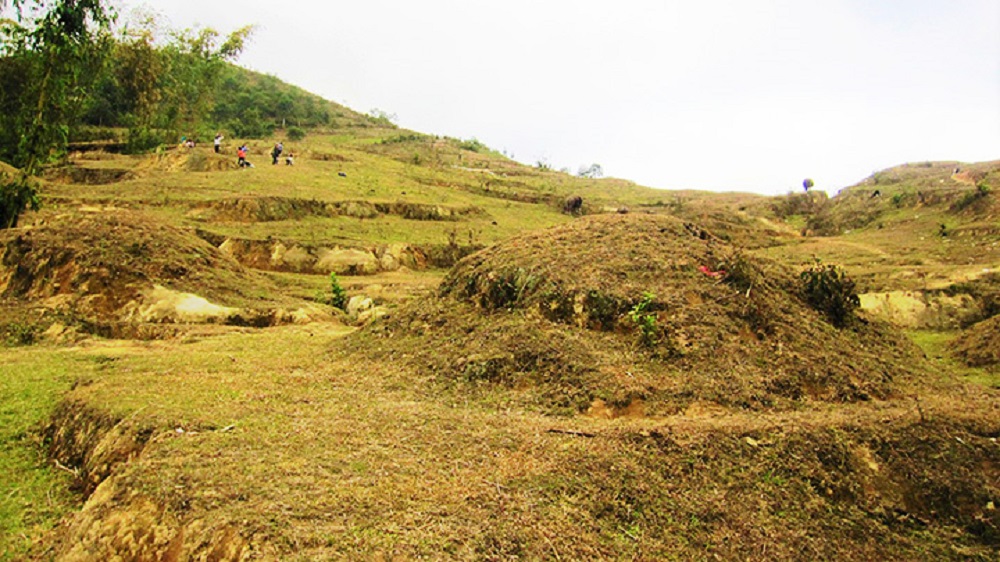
[870,190,881,199]
[338,172,347,177]
[563,195,583,215]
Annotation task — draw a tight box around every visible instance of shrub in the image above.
[2,322,38,346]
[459,138,486,153]
[0,175,39,229]
[329,272,348,310]
[799,262,860,328]
[286,126,306,141]
[719,250,758,293]
[628,292,659,347]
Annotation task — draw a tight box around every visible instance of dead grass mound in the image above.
[0,209,320,336]
[954,315,1000,367]
[363,214,927,414]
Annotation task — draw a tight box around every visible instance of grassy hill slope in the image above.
[0,71,998,559]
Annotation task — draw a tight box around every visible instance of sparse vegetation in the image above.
[799,261,860,328]
[0,47,997,560]
[328,272,348,310]
[628,292,659,347]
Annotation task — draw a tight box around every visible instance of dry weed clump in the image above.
[362,214,929,414]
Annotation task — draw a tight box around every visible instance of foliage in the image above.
[1,322,38,346]
[627,292,659,347]
[0,0,113,227]
[578,163,604,179]
[799,261,860,328]
[458,138,487,153]
[367,109,398,127]
[0,175,40,228]
[719,250,758,293]
[286,126,306,141]
[328,272,348,310]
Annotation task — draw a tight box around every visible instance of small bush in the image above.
[459,138,487,153]
[2,322,38,346]
[286,126,306,141]
[628,292,659,347]
[800,262,860,328]
[719,250,758,293]
[329,272,348,310]
[1,175,39,229]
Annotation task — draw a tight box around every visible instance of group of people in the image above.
[208,133,293,168]
[270,142,294,166]
[182,134,296,168]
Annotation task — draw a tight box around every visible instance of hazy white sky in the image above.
[117,0,999,194]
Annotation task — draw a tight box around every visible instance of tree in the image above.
[578,163,603,179]
[159,25,254,137]
[0,0,114,227]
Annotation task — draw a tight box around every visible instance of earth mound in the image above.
[954,315,1000,368]
[0,209,329,338]
[136,148,237,173]
[364,213,928,414]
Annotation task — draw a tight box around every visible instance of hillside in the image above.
[1,69,999,560]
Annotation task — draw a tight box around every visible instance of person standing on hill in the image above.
[214,133,224,153]
[238,145,247,168]
[271,142,283,165]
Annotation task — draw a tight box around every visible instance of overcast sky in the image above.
[116,0,999,195]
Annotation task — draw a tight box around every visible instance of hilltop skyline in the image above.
[118,0,999,194]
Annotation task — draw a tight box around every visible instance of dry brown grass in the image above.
[4,136,1000,560]
[18,324,999,560]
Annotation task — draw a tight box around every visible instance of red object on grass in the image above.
[698,265,726,278]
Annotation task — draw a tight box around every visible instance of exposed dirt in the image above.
[358,214,930,415]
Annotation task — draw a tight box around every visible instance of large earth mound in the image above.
[0,209,329,339]
[954,315,1000,368]
[363,213,928,414]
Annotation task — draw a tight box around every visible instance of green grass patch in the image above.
[907,330,1000,388]
[0,350,88,559]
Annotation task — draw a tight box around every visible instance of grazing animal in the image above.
[338,172,347,177]
[563,195,583,215]
[870,190,881,199]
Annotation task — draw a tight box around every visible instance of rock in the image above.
[270,243,313,272]
[316,248,378,275]
[357,306,390,325]
[127,285,239,323]
[347,296,374,318]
